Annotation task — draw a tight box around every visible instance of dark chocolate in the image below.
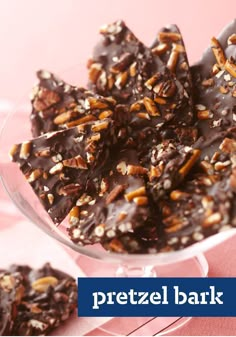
[30,70,121,137]
[105,135,236,253]
[191,19,236,139]
[158,136,236,251]
[8,263,77,336]
[102,221,161,254]
[0,271,24,336]
[147,140,201,201]
[10,119,116,224]
[151,24,193,113]
[88,20,193,131]
[68,149,157,245]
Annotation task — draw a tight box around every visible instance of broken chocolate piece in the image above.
[68,149,157,245]
[147,24,196,147]
[7,263,77,336]
[147,140,201,201]
[105,135,236,254]
[0,271,24,335]
[102,221,161,254]
[159,181,234,251]
[154,135,236,251]
[88,20,193,132]
[191,19,236,139]
[88,20,159,102]
[10,119,116,224]
[151,24,193,113]
[30,70,119,137]
[88,20,197,203]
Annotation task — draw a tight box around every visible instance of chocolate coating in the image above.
[30,70,120,138]
[158,136,236,251]
[191,19,236,139]
[88,20,193,132]
[147,140,201,201]
[10,119,116,224]
[6,263,77,336]
[0,271,24,336]
[102,222,161,254]
[106,135,236,253]
[151,24,194,120]
[68,149,157,245]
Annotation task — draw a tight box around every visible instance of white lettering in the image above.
[92,292,106,309]
[128,289,138,304]
[162,286,169,304]
[188,292,199,305]
[209,286,223,304]
[116,292,128,305]
[174,286,187,305]
[92,286,223,310]
[150,292,161,305]
[107,292,116,304]
[138,292,149,304]
[200,292,209,304]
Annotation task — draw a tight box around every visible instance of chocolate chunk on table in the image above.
[68,149,157,245]
[0,271,25,336]
[10,119,116,224]
[8,263,77,336]
[88,20,193,131]
[31,70,120,137]
[191,19,236,139]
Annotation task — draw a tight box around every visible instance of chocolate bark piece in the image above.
[68,149,156,245]
[155,135,236,252]
[191,19,236,139]
[0,271,25,335]
[129,125,199,203]
[10,119,116,224]
[88,20,193,131]
[146,140,201,201]
[102,222,161,254]
[102,234,149,254]
[88,20,164,102]
[105,135,236,254]
[145,24,196,148]
[103,132,236,254]
[151,24,193,110]
[8,263,77,336]
[162,125,198,145]
[30,70,119,137]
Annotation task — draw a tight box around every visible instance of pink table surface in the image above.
[1,1,236,335]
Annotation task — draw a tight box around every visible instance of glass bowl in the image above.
[0,63,236,272]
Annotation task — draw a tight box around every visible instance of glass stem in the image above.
[116,264,157,277]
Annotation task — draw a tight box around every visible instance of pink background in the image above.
[0,0,236,335]
[0,0,236,101]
